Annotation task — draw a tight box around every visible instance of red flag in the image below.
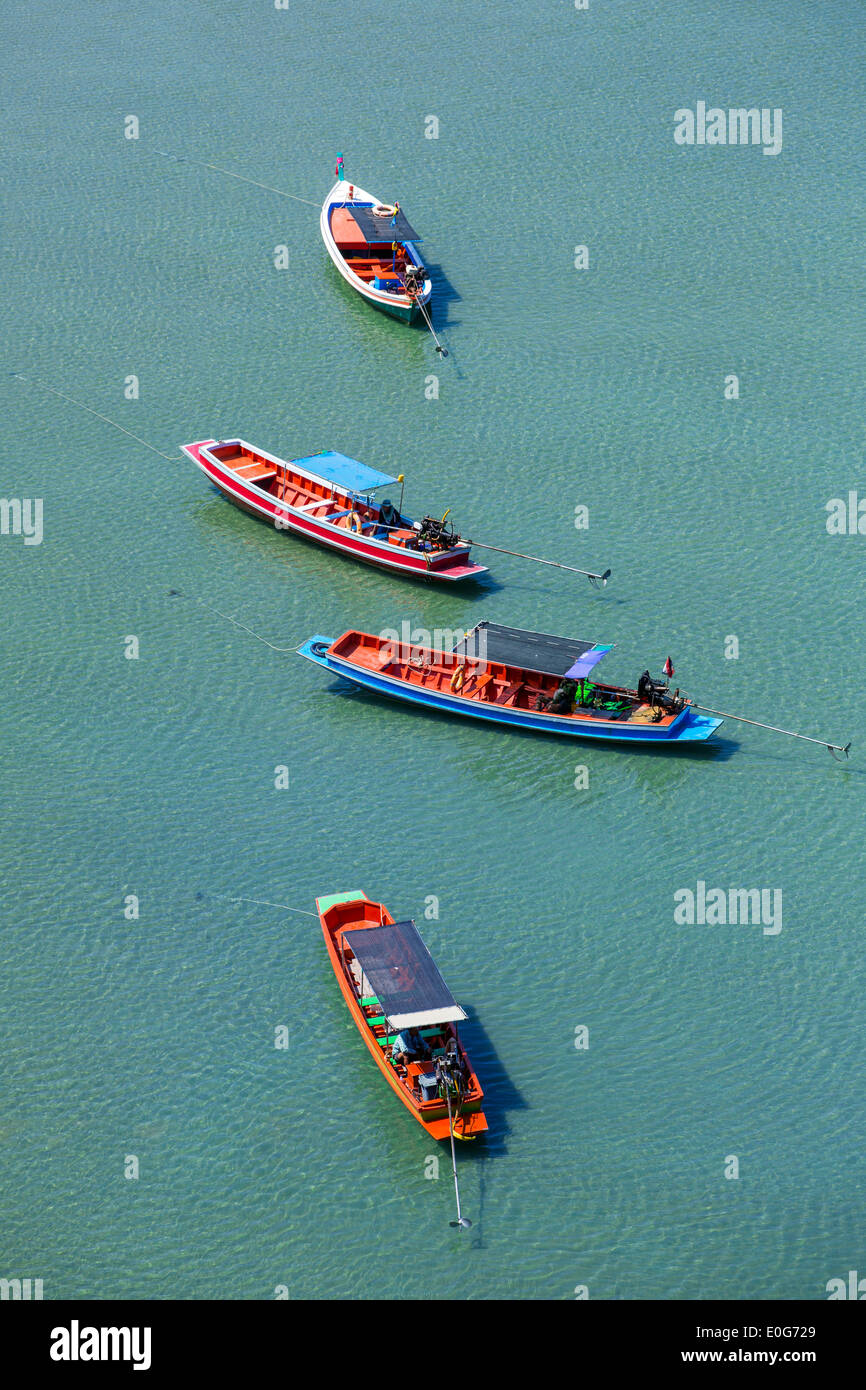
[663,656,675,678]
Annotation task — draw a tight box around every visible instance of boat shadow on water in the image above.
[422,262,461,328]
[462,1011,524,1158]
[191,481,503,592]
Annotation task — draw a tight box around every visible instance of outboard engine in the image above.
[403,262,427,296]
[637,669,686,713]
[637,670,655,704]
[418,514,461,550]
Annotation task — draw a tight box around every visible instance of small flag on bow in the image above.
[663,656,675,678]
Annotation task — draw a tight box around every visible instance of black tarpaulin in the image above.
[347,204,422,245]
[342,920,466,1029]
[452,621,602,677]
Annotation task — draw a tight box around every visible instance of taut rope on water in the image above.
[152,150,320,206]
[168,589,300,654]
[207,892,317,917]
[11,373,177,461]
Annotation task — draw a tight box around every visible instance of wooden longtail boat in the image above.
[180,438,487,583]
[299,621,725,745]
[320,178,432,323]
[316,891,488,1141]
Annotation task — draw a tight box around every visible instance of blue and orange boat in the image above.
[299,620,724,745]
[316,890,487,1141]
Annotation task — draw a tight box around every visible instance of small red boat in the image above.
[316,890,488,1141]
[181,438,487,583]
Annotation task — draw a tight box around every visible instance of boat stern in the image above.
[427,555,489,582]
[425,1109,489,1141]
[670,706,724,742]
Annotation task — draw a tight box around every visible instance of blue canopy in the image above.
[294,450,397,494]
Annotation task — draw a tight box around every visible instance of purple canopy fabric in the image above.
[565,645,613,680]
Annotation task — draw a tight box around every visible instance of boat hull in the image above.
[320,179,432,325]
[181,440,487,584]
[299,636,724,744]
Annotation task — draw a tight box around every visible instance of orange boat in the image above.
[316,891,488,1141]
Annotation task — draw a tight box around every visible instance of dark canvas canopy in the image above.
[452,621,613,679]
[348,205,422,245]
[342,920,466,1030]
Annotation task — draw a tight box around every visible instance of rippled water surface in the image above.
[1,0,864,1299]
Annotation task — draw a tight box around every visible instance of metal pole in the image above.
[693,704,850,757]
[442,1071,471,1230]
[414,294,448,356]
[468,539,611,584]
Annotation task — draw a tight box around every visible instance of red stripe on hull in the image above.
[183,441,486,583]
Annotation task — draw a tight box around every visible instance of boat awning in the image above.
[345,205,422,244]
[294,450,397,494]
[342,920,467,1030]
[453,621,613,679]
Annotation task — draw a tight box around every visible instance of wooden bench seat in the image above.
[235,462,277,485]
[297,496,335,512]
[466,672,496,699]
[496,680,525,706]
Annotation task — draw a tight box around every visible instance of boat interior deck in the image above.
[330,631,680,727]
[207,443,390,536]
[333,922,475,1108]
[205,442,464,552]
[330,205,412,287]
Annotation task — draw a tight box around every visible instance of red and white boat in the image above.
[181,438,488,583]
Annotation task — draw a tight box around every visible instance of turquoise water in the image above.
[2,0,864,1299]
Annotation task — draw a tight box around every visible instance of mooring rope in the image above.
[169,589,300,654]
[208,892,317,917]
[153,150,320,206]
[11,372,178,462]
